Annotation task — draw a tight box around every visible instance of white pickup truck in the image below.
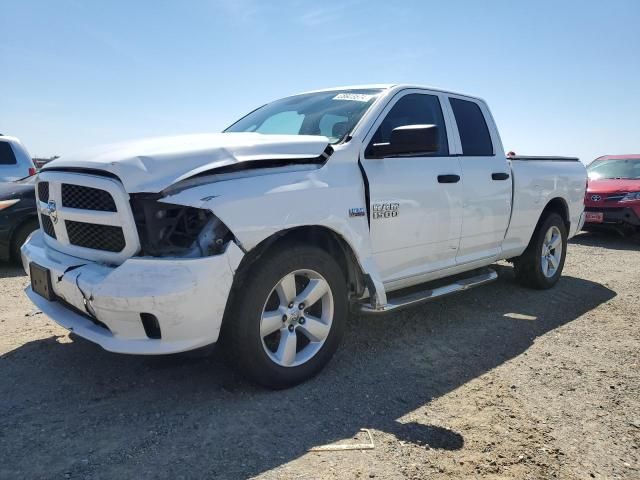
[22,85,587,388]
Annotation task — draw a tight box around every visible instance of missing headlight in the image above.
[130,195,232,257]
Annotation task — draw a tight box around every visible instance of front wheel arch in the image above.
[231,225,367,301]
[220,242,349,388]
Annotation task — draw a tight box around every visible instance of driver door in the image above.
[360,90,464,284]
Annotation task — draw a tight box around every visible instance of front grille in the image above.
[40,214,56,238]
[37,182,49,202]
[37,172,140,262]
[65,220,125,252]
[62,184,117,212]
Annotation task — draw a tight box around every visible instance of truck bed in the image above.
[509,156,580,162]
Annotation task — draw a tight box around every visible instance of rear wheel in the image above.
[223,243,347,389]
[514,213,567,289]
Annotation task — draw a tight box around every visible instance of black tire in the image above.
[513,213,567,289]
[10,218,39,263]
[222,243,348,389]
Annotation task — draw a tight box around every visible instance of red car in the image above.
[584,155,640,234]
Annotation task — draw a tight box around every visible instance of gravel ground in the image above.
[1,231,638,479]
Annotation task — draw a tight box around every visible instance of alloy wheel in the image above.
[541,225,563,278]
[260,269,334,367]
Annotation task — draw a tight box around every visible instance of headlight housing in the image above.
[130,195,232,257]
[620,191,640,202]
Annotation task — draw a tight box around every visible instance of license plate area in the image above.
[585,211,604,223]
[30,262,56,301]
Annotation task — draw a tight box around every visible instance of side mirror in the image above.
[369,124,439,158]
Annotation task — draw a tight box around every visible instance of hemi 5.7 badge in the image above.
[372,202,399,219]
[349,207,366,217]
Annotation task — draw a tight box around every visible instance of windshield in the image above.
[588,158,640,180]
[225,89,383,143]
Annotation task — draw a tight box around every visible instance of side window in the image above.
[449,98,493,156]
[255,111,304,134]
[0,142,17,165]
[370,93,449,156]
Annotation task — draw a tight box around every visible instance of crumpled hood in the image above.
[42,132,330,193]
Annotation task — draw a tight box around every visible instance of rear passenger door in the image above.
[447,96,511,264]
[361,90,463,283]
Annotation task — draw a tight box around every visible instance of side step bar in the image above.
[359,268,498,314]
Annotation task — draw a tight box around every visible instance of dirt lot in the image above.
[1,231,638,479]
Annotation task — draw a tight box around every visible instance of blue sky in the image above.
[1,0,639,163]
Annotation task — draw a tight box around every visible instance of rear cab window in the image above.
[449,98,494,156]
[0,141,18,165]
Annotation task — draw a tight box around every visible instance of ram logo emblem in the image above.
[590,195,602,202]
[46,200,59,224]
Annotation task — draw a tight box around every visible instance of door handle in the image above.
[492,172,510,180]
[437,174,460,184]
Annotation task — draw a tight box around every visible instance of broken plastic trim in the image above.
[129,194,233,257]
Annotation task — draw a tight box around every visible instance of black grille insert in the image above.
[40,214,56,238]
[37,182,49,202]
[65,221,125,252]
[62,184,117,212]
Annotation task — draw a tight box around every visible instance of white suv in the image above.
[0,135,36,182]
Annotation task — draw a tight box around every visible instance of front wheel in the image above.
[223,244,347,389]
[513,213,568,289]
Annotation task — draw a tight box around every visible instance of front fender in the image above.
[160,157,387,304]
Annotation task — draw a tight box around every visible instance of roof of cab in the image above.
[298,83,485,103]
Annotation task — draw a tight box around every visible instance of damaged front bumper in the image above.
[21,231,244,354]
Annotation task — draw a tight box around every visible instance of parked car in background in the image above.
[0,135,37,183]
[584,155,640,234]
[0,177,38,262]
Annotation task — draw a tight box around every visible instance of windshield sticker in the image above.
[333,93,376,102]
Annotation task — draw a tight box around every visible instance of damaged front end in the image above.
[130,194,235,258]
[21,132,338,354]
[21,177,245,354]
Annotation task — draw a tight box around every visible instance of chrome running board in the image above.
[359,268,498,314]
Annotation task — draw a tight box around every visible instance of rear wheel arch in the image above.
[513,212,567,289]
[540,197,570,231]
[508,197,570,263]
